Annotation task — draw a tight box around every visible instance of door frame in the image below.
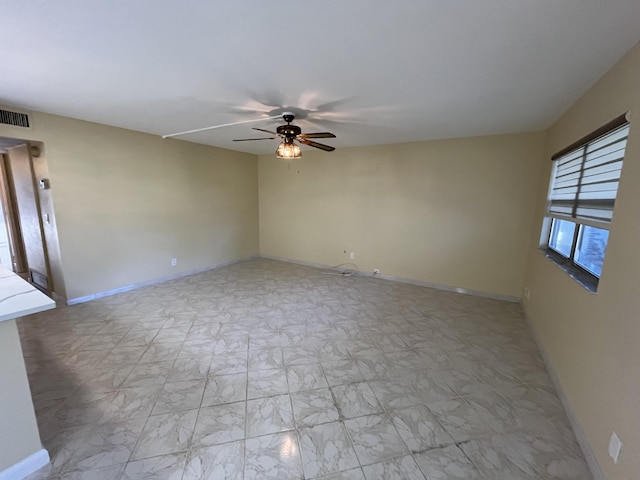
[0,152,28,275]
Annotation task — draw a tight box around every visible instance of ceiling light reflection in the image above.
[280,433,297,458]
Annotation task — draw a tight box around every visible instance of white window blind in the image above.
[549,118,629,223]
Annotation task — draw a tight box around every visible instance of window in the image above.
[543,114,630,291]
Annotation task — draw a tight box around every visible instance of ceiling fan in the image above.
[233,112,336,159]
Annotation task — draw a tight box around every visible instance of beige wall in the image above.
[523,42,640,479]
[0,320,42,472]
[0,111,259,301]
[259,132,544,298]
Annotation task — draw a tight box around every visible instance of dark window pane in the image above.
[574,225,609,277]
[548,219,576,258]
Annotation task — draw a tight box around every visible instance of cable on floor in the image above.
[320,262,358,277]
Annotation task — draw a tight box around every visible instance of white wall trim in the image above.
[260,254,521,303]
[523,311,605,480]
[0,448,49,480]
[66,255,258,305]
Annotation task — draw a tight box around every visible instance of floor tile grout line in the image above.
[242,330,250,480]
[117,312,185,472]
[382,409,429,480]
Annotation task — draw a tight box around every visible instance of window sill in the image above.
[539,249,598,293]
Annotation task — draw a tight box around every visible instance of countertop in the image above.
[0,266,56,322]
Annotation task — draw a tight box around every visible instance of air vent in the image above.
[0,109,30,128]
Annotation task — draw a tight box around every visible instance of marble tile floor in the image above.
[18,258,592,479]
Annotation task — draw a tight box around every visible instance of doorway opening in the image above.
[0,137,53,294]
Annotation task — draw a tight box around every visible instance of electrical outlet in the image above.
[171,258,177,267]
[523,287,530,300]
[350,252,355,260]
[609,431,622,464]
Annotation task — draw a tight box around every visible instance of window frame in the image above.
[541,114,630,292]
[544,218,605,292]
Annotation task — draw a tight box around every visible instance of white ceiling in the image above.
[2,1,640,155]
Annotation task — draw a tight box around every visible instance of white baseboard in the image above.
[523,311,605,480]
[66,255,258,305]
[259,254,521,303]
[0,449,49,480]
[66,254,520,306]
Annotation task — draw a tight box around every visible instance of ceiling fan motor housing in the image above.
[277,124,301,137]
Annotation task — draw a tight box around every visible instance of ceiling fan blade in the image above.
[253,127,278,135]
[298,138,335,152]
[298,132,336,139]
[233,137,275,141]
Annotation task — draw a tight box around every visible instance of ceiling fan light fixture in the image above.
[275,138,301,159]
[231,112,334,156]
